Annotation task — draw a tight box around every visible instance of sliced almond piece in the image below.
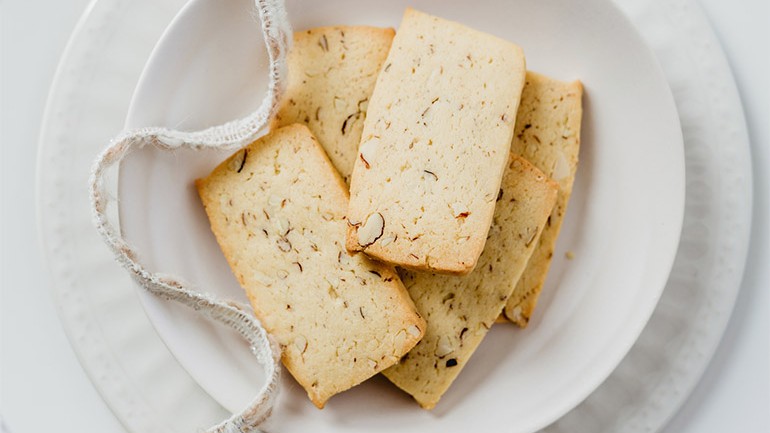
[359,139,378,169]
[358,212,384,247]
[551,152,570,181]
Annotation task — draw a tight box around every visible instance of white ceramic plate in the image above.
[118,0,684,431]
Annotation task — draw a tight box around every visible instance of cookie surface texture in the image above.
[196,124,426,408]
[346,8,527,275]
[503,72,583,326]
[273,26,395,185]
[383,155,557,409]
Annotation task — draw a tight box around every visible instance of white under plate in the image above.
[118,0,684,432]
[36,0,751,432]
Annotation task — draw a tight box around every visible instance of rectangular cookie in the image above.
[196,124,425,408]
[382,155,557,409]
[272,26,395,185]
[503,72,583,326]
[346,8,527,275]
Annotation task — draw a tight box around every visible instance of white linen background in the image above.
[1,0,767,432]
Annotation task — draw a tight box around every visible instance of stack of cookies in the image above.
[197,8,583,410]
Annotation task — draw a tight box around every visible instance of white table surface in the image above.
[1,0,767,432]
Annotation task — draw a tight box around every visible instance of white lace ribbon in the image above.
[88,0,292,431]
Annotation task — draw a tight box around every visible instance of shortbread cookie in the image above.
[346,8,527,275]
[383,155,557,409]
[273,26,395,185]
[503,72,583,326]
[196,124,425,409]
